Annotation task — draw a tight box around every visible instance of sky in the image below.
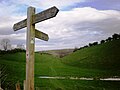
[0,0,120,51]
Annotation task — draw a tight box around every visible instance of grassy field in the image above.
[0,39,120,89]
[35,79,120,90]
[62,39,120,71]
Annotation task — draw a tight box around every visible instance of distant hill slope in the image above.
[40,49,74,57]
[62,39,120,70]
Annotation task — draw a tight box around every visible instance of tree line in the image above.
[74,33,120,52]
[0,38,25,54]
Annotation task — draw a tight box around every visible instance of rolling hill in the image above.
[0,39,120,90]
[62,39,120,70]
[39,49,74,57]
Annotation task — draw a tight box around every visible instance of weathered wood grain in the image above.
[33,6,59,24]
[13,6,59,31]
[35,29,49,41]
[26,6,35,90]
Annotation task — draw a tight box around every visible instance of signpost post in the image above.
[13,6,59,90]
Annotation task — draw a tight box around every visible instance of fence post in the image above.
[24,80,26,90]
[16,81,21,90]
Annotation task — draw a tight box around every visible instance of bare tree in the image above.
[1,39,11,51]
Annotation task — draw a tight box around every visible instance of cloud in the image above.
[0,1,120,51]
[34,7,120,50]
[36,7,120,36]
[13,0,86,9]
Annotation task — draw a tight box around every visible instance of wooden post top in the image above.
[13,6,59,31]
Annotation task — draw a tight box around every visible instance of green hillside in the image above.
[62,39,120,70]
[0,39,120,90]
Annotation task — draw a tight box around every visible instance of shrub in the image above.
[100,40,105,44]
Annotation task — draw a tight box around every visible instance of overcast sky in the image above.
[0,0,120,51]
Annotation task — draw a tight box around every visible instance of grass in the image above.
[0,39,120,89]
[62,39,120,70]
[0,53,26,89]
[35,79,120,90]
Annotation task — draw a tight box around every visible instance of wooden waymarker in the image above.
[35,29,49,41]
[13,6,59,31]
[13,6,59,90]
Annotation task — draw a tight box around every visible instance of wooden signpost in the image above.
[13,6,59,90]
